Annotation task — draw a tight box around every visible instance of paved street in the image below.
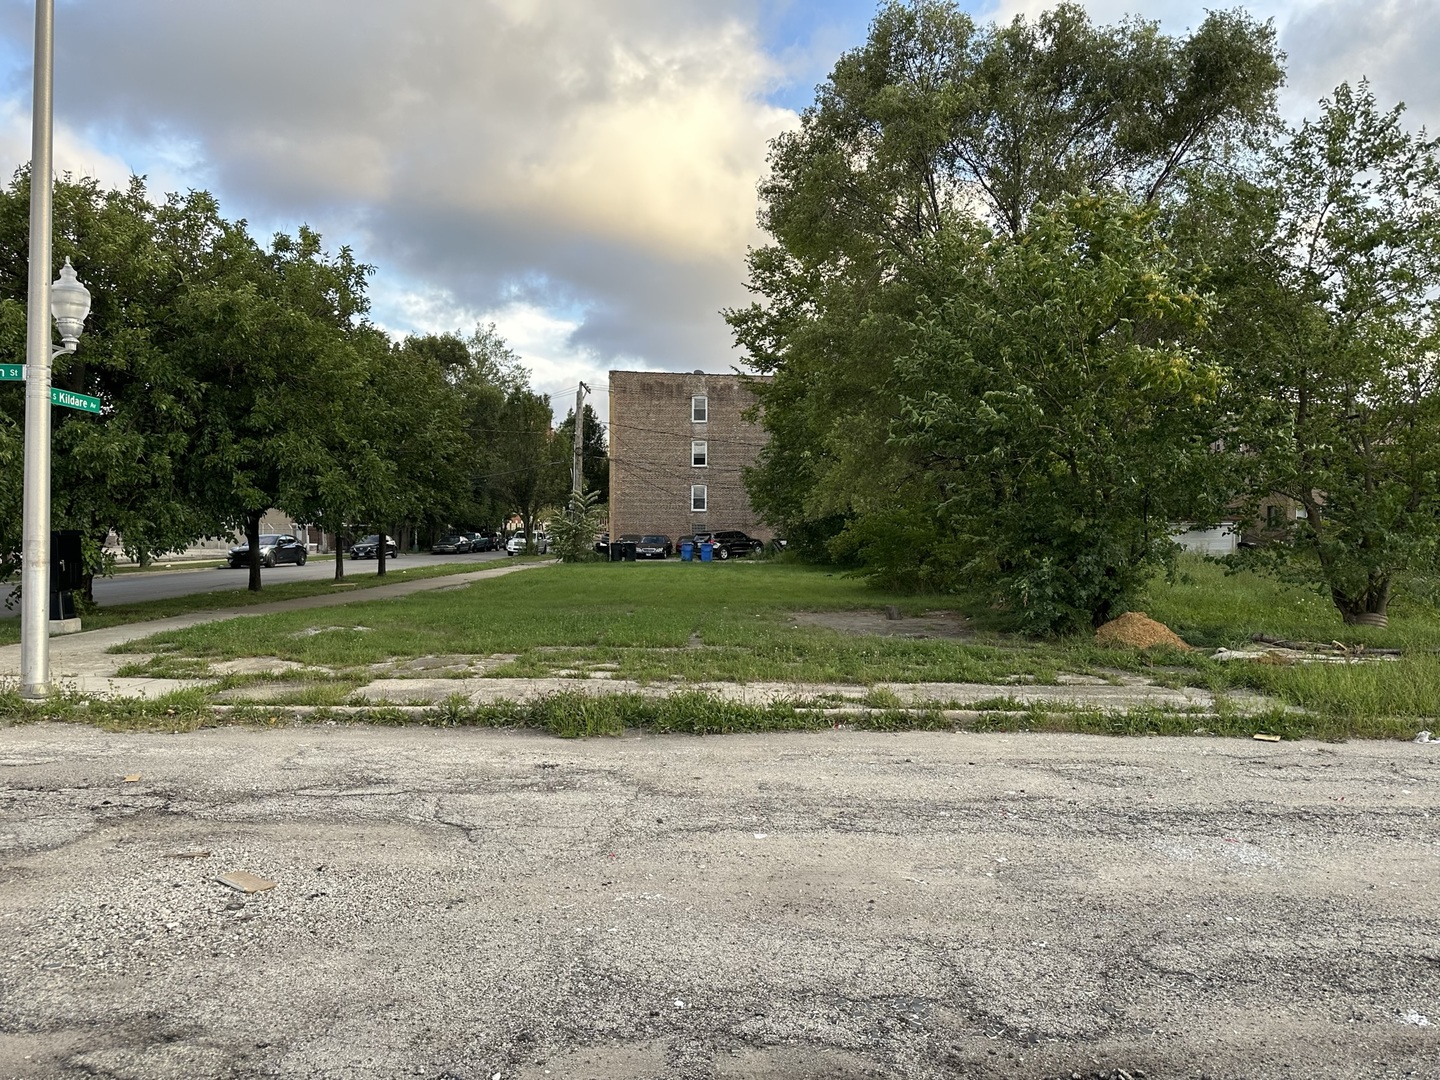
[0,550,510,618]
[1,725,1436,1079]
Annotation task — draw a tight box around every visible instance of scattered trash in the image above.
[216,871,276,894]
[1399,1011,1432,1026]
[164,850,211,860]
[1416,731,1433,744]
[1253,633,1401,657]
[673,999,685,1009]
[753,832,768,839]
[1094,612,1193,651]
[1253,733,1282,742]
[122,774,140,783]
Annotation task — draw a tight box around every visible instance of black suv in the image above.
[692,530,764,560]
[350,534,399,560]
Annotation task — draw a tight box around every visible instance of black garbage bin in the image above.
[622,541,637,562]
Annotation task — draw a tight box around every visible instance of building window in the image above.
[692,395,708,423]
[1295,507,1308,519]
[1266,505,1282,528]
[692,440,708,467]
[691,485,708,512]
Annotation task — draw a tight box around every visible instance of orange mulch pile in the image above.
[1094,611,1194,651]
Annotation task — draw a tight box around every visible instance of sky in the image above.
[0,0,1436,423]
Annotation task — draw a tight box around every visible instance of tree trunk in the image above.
[1333,576,1391,628]
[377,527,387,578]
[333,520,345,582]
[246,511,263,592]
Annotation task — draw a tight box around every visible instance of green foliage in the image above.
[555,403,609,503]
[1213,83,1440,624]
[726,0,1283,631]
[876,195,1227,632]
[548,488,605,563]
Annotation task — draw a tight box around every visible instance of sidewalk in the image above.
[0,560,552,698]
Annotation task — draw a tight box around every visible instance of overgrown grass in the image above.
[10,556,1439,735]
[0,687,1421,741]
[109,562,1125,685]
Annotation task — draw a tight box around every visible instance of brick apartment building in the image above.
[607,370,774,542]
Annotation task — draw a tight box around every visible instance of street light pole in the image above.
[20,0,56,699]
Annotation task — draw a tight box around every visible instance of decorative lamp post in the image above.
[20,0,94,699]
[51,257,91,350]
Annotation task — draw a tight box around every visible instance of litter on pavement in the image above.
[216,871,276,894]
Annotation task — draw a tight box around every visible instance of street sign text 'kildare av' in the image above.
[50,387,101,414]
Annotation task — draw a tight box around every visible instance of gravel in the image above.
[1,723,1437,1079]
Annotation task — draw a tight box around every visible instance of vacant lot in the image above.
[74,558,1440,738]
[1,723,1436,1080]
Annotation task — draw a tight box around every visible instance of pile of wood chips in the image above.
[1094,611,1193,651]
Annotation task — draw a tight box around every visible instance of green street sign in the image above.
[0,364,24,381]
[50,387,101,414]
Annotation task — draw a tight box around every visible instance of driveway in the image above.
[1,725,1435,1079]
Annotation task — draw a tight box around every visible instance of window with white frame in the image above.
[691,395,708,423]
[691,440,708,467]
[691,485,708,512]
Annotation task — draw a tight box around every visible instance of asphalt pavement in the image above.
[0,549,510,617]
[1,724,1436,1079]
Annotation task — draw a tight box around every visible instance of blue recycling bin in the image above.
[680,541,694,561]
[699,541,713,562]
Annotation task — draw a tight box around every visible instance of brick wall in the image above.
[608,370,773,542]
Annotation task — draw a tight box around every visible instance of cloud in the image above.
[0,98,131,188]
[979,0,1440,131]
[1281,0,1440,130]
[0,0,798,378]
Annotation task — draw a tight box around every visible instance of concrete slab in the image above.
[351,675,1262,714]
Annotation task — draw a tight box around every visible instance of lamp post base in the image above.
[49,617,82,636]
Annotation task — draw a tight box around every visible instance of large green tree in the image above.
[0,176,235,596]
[727,0,1282,626]
[875,195,1224,632]
[1211,83,1440,626]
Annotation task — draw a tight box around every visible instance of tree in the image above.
[555,403,609,503]
[726,0,1283,619]
[1215,83,1440,626]
[868,196,1224,632]
[172,222,374,591]
[0,176,236,598]
[490,389,568,549]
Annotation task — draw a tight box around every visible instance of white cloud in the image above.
[0,98,131,188]
[0,0,798,390]
[979,1,1440,132]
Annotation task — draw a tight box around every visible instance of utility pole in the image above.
[571,382,588,505]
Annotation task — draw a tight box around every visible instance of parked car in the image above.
[506,534,549,555]
[228,534,308,569]
[691,530,764,560]
[350,534,399,560]
[467,533,494,552]
[430,534,471,554]
[636,534,673,559]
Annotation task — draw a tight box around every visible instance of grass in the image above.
[7,556,1439,739]
[0,686,1418,741]
[108,561,1129,685]
[0,559,517,647]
